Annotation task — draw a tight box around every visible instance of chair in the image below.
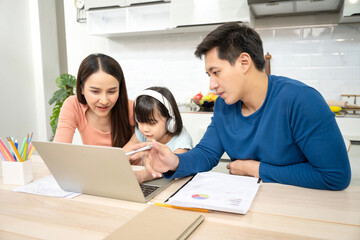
[344,137,351,153]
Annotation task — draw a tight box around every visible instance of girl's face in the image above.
[82,71,119,118]
[137,109,170,144]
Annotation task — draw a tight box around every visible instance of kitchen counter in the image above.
[180,107,360,142]
[335,109,360,118]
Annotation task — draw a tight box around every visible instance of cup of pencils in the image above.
[0,133,34,185]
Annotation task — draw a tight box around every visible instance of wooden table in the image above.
[1,156,359,240]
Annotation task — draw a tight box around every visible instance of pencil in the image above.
[27,142,33,155]
[0,150,6,161]
[27,146,35,159]
[152,202,210,213]
[7,137,23,162]
[19,137,26,158]
[28,132,33,142]
[0,142,14,161]
[0,137,16,162]
[23,134,29,161]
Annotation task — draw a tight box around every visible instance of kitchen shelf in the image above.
[87,3,171,36]
[87,0,250,37]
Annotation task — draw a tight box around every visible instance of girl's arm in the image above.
[173,148,190,154]
[123,133,142,165]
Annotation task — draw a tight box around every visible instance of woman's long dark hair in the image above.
[76,53,132,147]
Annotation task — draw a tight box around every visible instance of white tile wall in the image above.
[107,23,360,103]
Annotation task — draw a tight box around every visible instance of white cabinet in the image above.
[85,0,126,10]
[85,0,169,9]
[87,3,171,36]
[86,0,250,36]
[126,0,170,6]
[171,0,250,27]
[181,112,230,159]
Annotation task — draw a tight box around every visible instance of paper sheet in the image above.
[166,172,260,214]
[13,175,81,199]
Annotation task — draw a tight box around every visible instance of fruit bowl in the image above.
[192,98,215,111]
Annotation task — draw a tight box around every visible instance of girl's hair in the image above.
[134,86,183,135]
[76,53,132,147]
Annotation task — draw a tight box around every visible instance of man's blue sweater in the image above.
[166,75,351,190]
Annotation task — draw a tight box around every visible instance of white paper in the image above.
[166,172,260,214]
[13,175,81,199]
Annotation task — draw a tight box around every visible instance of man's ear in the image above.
[237,52,251,73]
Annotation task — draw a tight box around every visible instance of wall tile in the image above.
[311,26,333,39]
[106,23,360,103]
[274,28,301,40]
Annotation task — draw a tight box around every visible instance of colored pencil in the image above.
[152,202,210,213]
[19,137,26,158]
[27,142,33,155]
[0,150,6,161]
[27,146,35,159]
[7,137,23,162]
[23,134,29,161]
[0,137,16,162]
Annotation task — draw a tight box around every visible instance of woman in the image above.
[54,53,134,149]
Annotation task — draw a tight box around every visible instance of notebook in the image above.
[32,141,174,203]
[166,171,260,214]
[104,205,204,240]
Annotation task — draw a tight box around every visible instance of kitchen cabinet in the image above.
[126,0,169,6]
[171,0,250,28]
[87,3,171,36]
[86,0,250,37]
[181,112,230,159]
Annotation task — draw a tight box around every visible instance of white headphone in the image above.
[135,89,177,133]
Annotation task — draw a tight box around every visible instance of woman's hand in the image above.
[226,159,260,178]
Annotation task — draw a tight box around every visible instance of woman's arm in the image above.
[53,97,79,143]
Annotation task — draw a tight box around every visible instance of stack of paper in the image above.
[13,175,80,198]
[166,171,260,214]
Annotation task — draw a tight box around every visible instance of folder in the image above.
[104,205,204,240]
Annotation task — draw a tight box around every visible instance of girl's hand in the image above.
[129,157,142,166]
[130,139,179,178]
[134,169,159,184]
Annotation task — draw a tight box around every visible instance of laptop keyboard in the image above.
[140,184,160,197]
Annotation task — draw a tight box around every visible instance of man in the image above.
[131,23,351,190]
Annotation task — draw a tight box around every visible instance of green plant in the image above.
[49,73,76,140]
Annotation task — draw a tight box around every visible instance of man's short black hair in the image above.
[195,23,265,71]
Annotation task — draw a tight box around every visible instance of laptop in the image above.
[32,141,174,203]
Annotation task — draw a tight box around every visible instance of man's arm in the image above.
[260,89,351,190]
[131,118,225,179]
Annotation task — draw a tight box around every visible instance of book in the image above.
[166,171,260,214]
[104,205,204,240]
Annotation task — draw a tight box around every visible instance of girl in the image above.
[124,86,193,182]
[54,53,134,149]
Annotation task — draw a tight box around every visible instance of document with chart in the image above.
[166,171,260,214]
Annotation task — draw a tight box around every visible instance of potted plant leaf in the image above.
[49,73,76,140]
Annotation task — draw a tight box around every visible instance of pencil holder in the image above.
[1,159,33,185]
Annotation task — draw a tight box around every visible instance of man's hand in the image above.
[130,139,179,178]
[226,159,260,178]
